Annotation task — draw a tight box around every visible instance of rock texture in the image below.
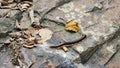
[0,9,19,44]
[0,0,120,68]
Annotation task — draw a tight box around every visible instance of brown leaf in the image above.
[22,31,31,39]
[25,39,35,45]
[24,37,36,48]
[9,32,21,38]
[26,27,39,36]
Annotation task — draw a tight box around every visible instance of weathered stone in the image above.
[0,47,77,68]
[34,0,59,13]
[0,0,120,68]
[15,11,32,29]
[45,0,119,64]
[34,0,72,20]
[0,18,15,44]
[105,49,120,68]
[0,9,20,44]
[85,31,120,67]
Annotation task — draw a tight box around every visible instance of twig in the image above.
[50,34,87,48]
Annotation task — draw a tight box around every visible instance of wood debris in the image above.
[61,46,68,52]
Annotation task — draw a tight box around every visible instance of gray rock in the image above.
[44,0,120,64]
[0,9,20,44]
[0,0,120,68]
[34,0,72,20]
[85,30,120,68]
[0,47,77,68]
[0,18,15,44]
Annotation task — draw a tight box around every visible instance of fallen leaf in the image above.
[25,27,39,37]
[24,37,36,48]
[16,38,24,43]
[9,32,21,38]
[23,44,35,48]
[65,20,80,32]
[25,40,35,45]
[18,2,31,11]
[37,28,53,43]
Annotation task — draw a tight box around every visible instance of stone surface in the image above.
[44,0,120,64]
[85,31,120,68]
[0,10,18,44]
[34,0,72,20]
[105,50,120,68]
[0,46,77,68]
[0,0,120,68]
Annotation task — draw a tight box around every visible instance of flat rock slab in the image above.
[0,46,77,68]
[43,0,120,63]
[0,0,120,68]
[85,32,120,68]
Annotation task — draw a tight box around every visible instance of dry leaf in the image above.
[17,1,32,11]
[65,20,80,32]
[24,44,35,48]
[37,28,53,43]
[24,37,36,48]
[25,27,39,36]
[25,40,35,45]
[18,3,31,11]
[9,32,21,38]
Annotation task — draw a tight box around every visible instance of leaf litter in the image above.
[0,0,86,67]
